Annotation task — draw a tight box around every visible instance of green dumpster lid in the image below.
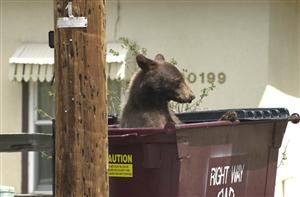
[177,108,290,123]
[0,185,15,193]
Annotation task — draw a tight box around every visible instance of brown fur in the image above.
[120,54,195,128]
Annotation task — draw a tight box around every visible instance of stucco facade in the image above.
[0,0,300,194]
[0,0,54,193]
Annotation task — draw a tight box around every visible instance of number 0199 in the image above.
[186,72,226,84]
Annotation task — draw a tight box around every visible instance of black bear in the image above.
[120,54,195,128]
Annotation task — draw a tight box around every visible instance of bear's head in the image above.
[136,54,195,103]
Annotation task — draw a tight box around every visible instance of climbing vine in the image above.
[109,37,217,114]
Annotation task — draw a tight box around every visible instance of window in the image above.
[108,78,124,117]
[27,79,124,194]
[28,82,54,194]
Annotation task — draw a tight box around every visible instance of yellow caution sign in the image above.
[108,154,133,178]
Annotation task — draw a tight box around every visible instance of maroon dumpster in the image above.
[108,108,300,197]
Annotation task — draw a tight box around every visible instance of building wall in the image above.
[107,0,270,109]
[0,0,54,193]
[107,0,300,109]
[269,0,300,97]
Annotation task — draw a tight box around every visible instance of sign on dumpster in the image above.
[206,156,248,197]
[108,153,133,178]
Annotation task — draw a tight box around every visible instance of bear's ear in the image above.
[136,54,156,71]
[154,54,165,63]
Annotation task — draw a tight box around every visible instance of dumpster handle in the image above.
[289,113,300,124]
[109,133,138,138]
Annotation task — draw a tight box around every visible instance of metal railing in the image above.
[0,133,53,197]
[0,133,53,152]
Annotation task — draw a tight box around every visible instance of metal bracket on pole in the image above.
[57,2,87,28]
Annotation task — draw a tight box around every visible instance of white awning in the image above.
[8,43,136,82]
[106,43,136,80]
[9,43,54,82]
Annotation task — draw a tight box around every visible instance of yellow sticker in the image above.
[108,154,133,177]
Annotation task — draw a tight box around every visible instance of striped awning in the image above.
[106,43,136,80]
[8,43,135,82]
[9,44,54,82]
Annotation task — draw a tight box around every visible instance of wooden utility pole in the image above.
[54,0,108,196]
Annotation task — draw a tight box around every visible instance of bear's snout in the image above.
[184,93,195,103]
[175,82,195,103]
[187,94,196,103]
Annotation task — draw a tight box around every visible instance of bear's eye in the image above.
[174,79,181,88]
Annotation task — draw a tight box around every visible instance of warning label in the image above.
[108,154,133,178]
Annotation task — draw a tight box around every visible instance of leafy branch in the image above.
[169,83,216,113]
[36,108,54,119]
[119,37,147,56]
[108,37,217,114]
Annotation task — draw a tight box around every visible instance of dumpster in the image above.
[108,108,300,197]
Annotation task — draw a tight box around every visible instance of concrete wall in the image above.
[0,0,54,193]
[107,0,271,109]
[107,0,300,109]
[269,1,299,98]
